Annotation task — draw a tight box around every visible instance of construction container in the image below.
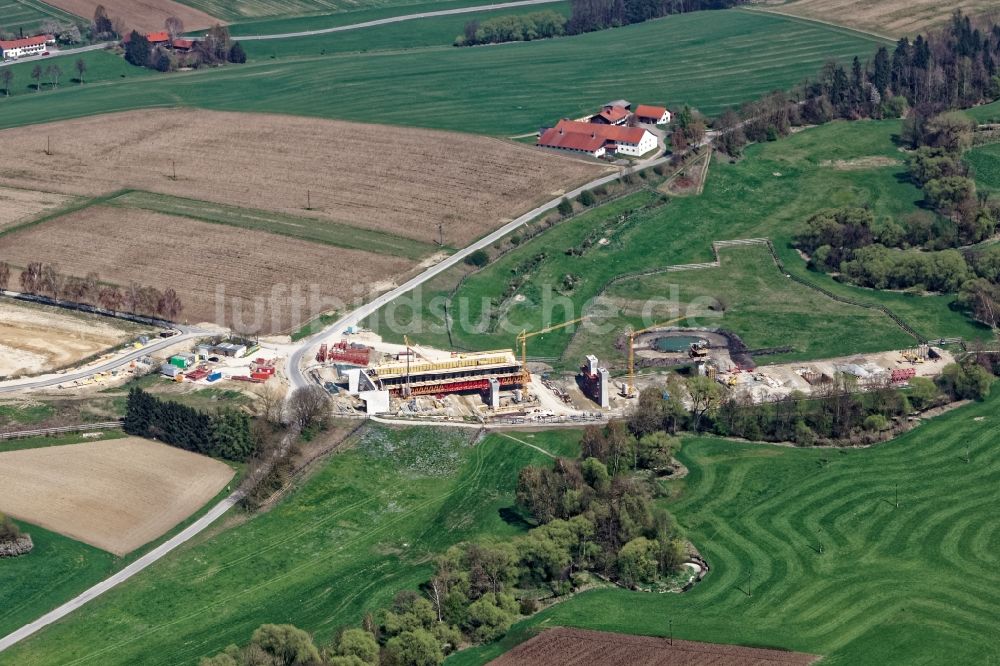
[250,371,271,381]
[207,371,223,382]
[161,364,181,378]
[169,355,190,369]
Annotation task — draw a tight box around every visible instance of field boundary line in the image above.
[738,6,895,44]
[498,432,557,459]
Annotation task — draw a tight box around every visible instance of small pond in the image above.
[653,335,704,353]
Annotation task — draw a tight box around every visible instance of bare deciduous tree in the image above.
[0,69,12,96]
[253,382,287,425]
[164,16,184,41]
[288,385,329,430]
[99,285,123,312]
[157,287,183,319]
[0,261,10,290]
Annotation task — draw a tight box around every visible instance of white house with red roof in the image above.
[538,120,657,158]
[634,104,671,125]
[0,35,52,60]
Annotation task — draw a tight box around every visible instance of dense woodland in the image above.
[124,388,255,461]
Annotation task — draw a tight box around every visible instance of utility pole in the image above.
[438,222,444,246]
[171,159,177,180]
[747,568,752,597]
[669,619,673,646]
[895,484,899,509]
[306,189,312,210]
[45,135,51,155]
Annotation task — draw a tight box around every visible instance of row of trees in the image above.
[566,0,743,36]
[456,11,567,46]
[0,512,22,542]
[0,261,183,320]
[124,388,256,461]
[627,360,994,446]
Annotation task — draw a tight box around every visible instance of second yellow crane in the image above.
[516,317,586,385]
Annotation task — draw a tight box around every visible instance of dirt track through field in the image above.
[0,300,139,377]
[490,628,820,666]
[0,437,233,555]
[0,109,605,247]
[0,206,414,332]
[42,0,222,33]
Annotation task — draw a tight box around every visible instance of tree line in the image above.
[124,388,255,461]
[0,260,183,320]
[456,0,743,47]
[627,361,994,447]
[456,11,567,46]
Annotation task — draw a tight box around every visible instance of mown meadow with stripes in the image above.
[455,391,1000,664]
[0,9,885,135]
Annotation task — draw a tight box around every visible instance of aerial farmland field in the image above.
[454,394,1000,665]
[0,186,75,232]
[0,427,582,665]
[0,10,885,135]
[0,437,234,554]
[753,0,1000,37]
[0,109,604,246]
[0,206,416,332]
[41,0,222,32]
[0,0,83,34]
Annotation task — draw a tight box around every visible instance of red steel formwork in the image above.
[397,374,520,397]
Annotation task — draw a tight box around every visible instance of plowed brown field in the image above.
[0,437,234,555]
[0,186,73,231]
[490,628,820,666]
[43,0,222,33]
[0,109,606,247]
[0,206,413,332]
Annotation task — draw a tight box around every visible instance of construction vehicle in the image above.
[624,314,694,398]
[516,317,586,385]
[689,340,709,358]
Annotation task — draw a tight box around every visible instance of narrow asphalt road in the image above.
[0,325,207,394]
[0,42,110,69]
[0,491,242,653]
[238,0,565,40]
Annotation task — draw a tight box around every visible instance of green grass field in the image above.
[0,0,82,34]
[364,119,991,366]
[0,522,117,639]
[966,142,1000,192]
[0,9,884,135]
[180,0,505,23]
[0,50,156,98]
[454,391,1000,665]
[105,191,439,260]
[580,245,916,366]
[0,426,582,665]
[239,1,571,60]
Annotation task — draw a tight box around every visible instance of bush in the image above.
[577,189,595,207]
[863,414,890,432]
[556,197,573,216]
[464,249,490,267]
[0,513,21,541]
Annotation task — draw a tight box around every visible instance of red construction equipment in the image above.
[891,367,916,383]
[327,341,371,365]
[317,344,329,363]
[185,367,210,381]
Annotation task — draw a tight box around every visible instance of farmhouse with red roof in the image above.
[537,120,657,158]
[590,104,630,126]
[0,35,53,60]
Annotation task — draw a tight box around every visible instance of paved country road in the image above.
[0,492,243,653]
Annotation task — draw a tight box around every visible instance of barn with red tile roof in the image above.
[634,104,671,125]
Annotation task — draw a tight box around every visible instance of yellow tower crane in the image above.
[516,317,586,385]
[625,313,693,398]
